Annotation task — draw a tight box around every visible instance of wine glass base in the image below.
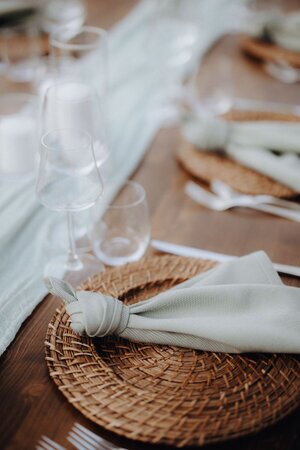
[44,253,105,285]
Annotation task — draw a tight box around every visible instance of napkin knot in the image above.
[45,277,130,337]
[44,253,300,354]
[183,115,230,150]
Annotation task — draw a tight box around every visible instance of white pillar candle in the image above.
[0,115,37,175]
[46,82,94,133]
[41,81,108,165]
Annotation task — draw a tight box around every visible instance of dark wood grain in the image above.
[0,1,300,449]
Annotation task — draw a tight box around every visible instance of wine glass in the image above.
[1,18,45,83]
[41,80,109,166]
[40,80,109,251]
[35,25,107,115]
[49,26,108,99]
[36,128,104,283]
[145,1,200,126]
[187,40,235,117]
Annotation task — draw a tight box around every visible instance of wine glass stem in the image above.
[67,212,81,269]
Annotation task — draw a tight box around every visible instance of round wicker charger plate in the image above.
[45,256,300,448]
[177,109,300,198]
[240,36,300,68]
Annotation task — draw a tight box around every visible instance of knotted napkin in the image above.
[45,251,300,354]
[182,114,300,192]
[248,11,300,52]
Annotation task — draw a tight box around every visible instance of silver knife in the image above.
[151,240,300,278]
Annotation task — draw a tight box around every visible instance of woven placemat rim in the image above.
[45,255,300,448]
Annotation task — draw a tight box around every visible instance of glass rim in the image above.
[41,128,93,152]
[44,80,97,103]
[107,181,146,209]
[50,25,108,51]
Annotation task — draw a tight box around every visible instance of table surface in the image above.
[1,1,300,449]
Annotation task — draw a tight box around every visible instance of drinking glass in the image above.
[0,93,38,180]
[49,26,108,98]
[187,41,235,117]
[40,80,109,251]
[1,18,45,83]
[90,181,151,266]
[41,80,109,166]
[36,128,104,282]
[145,1,200,126]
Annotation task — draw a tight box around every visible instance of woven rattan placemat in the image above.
[177,109,300,198]
[240,36,300,68]
[45,256,300,447]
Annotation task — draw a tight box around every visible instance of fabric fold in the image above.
[45,251,300,354]
[182,114,300,192]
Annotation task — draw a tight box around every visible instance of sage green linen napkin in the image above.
[45,251,300,354]
[182,114,300,192]
[248,11,300,52]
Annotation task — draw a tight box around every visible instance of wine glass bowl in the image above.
[49,25,108,96]
[37,129,103,212]
[90,181,151,266]
[36,129,104,283]
[145,4,200,126]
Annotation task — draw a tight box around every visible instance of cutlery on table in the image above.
[151,239,300,278]
[68,422,126,450]
[264,60,300,84]
[211,179,300,211]
[36,435,66,450]
[185,181,300,223]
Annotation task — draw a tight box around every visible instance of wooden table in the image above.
[0,1,300,449]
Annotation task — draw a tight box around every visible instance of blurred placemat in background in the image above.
[177,109,300,198]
